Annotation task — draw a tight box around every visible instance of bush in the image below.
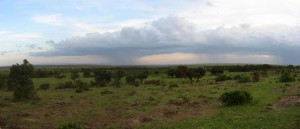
[220,90,252,106]
[74,80,89,93]
[57,123,83,129]
[279,71,295,82]
[168,83,178,89]
[55,81,75,89]
[252,71,260,82]
[144,80,161,85]
[39,83,50,90]
[215,74,231,82]
[237,74,251,83]
[100,90,114,95]
[134,80,140,87]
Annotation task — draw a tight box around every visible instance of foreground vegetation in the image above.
[0,61,299,129]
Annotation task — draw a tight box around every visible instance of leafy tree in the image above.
[210,67,224,75]
[82,68,92,78]
[186,69,194,84]
[0,74,7,89]
[70,71,80,81]
[175,66,188,78]
[252,71,260,82]
[94,70,112,87]
[137,71,148,84]
[167,69,176,77]
[112,70,124,87]
[8,59,37,101]
[194,67,206,81]
[126,75,137,85]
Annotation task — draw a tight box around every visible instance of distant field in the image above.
[0,65,299,129]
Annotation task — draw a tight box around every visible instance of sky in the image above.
[1,0,300,66]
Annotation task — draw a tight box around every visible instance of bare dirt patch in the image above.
[272,95,300,110]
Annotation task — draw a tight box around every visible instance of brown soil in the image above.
[272,95,300,110]
[81,98,213,129]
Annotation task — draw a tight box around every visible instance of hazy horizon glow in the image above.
[1,0,300,66]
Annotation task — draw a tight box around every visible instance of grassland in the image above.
[0,66,299,129]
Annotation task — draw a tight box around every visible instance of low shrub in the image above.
[237,74,251,83]
[215,74,232,82]
[279,71,295,82]
[55,81,76,89]
[101,90,114,95]
[74,80,89,93]
[56,123,83,129]
[39,83,50,90]
[220,90,252,106]
[168,83,178,89]
[144,80,161,85]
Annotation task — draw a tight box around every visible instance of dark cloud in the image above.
[31,16,300,64]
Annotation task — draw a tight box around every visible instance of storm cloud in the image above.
[31,16,300,64]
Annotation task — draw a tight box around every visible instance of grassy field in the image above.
[0,66,299,129]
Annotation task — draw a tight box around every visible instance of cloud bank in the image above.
[31,16,300,65]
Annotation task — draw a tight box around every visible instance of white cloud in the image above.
[0,32,43,42]
[31,14,64,26]
[31,16,300,64]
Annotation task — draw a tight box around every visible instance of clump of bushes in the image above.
[74,80,89,93]
[55,81,76,89]
[220,90,252,106]
[233,74,251,83]
[279,70,295,83]
[100,90,114,95]
[57,123,83,129]
[168,83,178,89]
[144,80,161,85]
[39,83,50,90]
[215,74,232,82]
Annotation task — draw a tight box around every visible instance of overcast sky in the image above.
[1,0,300,66]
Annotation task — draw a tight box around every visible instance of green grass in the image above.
[0,70,299,129]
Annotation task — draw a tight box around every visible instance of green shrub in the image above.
[39,83,50,90]
[215,74,231,82]
[55,81,76,89]
[57,123,83,129]
[252,71,260,82]
[74,80,89,93]
[144,80,161,85]
[100,90,114,95]
[279,71,295,82]
[220,90,252,106]
[134,80,140,87]
[168,83,178,89]
[238,74,251,83]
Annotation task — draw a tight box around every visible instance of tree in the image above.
[112,70,124,87]
[71,71,80,81]
[252,71,260,82]
[194,67,206,81]
[167,69,176,77]
[126,75,137,85]
[137,71,148,84]
[175,66,188,78]
[0,74,7,89]
[210,67,224,75]
[94,70,112,87]
[186,69,194,84]
[8,59,37,101]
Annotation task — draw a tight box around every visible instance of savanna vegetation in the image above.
[0,60,299,129]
